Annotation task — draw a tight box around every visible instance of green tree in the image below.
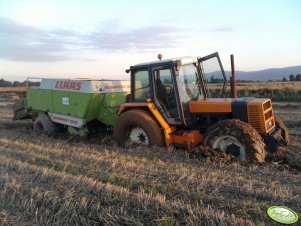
[0,79,12,87]
[282,77,287,82]
[289,74,295,81]
[295,74,301,81]
[12,81,21,87]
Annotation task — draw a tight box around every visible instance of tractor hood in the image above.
[189,98,235,113]
[189,97,275,135]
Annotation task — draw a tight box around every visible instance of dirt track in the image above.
[0,92,300,225]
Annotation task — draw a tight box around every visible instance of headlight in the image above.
[266,121,273,129]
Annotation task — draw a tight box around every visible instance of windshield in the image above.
[200,55,226,97]
[177,64,202,103]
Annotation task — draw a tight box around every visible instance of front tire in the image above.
[113,109,164,146]
[203,119,266,163]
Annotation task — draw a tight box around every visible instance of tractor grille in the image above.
[247,99,275,134]
[248,105,261,131]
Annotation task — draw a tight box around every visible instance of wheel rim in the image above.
[129,127,149,145]
[212,136,246,160]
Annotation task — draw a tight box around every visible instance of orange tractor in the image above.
[113,52,289,162]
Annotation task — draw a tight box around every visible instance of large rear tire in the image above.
[113,109,164,146]
[203,119,266,163]
[34,114,56,135]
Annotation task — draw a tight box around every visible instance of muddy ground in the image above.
[0,92,300,226]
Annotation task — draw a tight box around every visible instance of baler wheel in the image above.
[113,109,164,146]
[203,119,266,163]
[34,114,56,135]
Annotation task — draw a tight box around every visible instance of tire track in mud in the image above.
[0,155,253,226]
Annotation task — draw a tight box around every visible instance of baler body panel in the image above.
[27,88,53,112]
[52,91,93,118]
[97,92,128,126]
[26,78,130,127]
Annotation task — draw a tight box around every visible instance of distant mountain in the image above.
[225,65,301,81]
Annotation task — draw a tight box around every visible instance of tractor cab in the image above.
[128,52,227,127]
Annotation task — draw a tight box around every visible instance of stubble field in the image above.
[0,87,300,225]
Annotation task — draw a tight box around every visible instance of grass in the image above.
[0,127,300,225]
[235,81,301,102]
[0,87,27,93]
[209,81,301,102]
[0,91,301,225]
[0,140,253,225]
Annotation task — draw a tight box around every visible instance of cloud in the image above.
[210,26,235,33]
[0,17,82,61]
[87,19,185,51]
[0,17,186,62]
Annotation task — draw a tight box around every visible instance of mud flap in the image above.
[263,128,287,152]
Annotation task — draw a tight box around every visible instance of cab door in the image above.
[198,52,227,98]
[151,65,182,125]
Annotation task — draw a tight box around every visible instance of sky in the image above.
[0,0,301,81]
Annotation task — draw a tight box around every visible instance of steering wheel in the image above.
[164,85,174,94]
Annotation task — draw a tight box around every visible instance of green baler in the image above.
[15,78,131,136]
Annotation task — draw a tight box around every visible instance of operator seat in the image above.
[155,79,167,97]
[155,79,171,116]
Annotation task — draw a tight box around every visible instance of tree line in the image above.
[0,78,40,87]
[282,74,301,81]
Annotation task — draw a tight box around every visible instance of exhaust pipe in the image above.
[230,54,237,98]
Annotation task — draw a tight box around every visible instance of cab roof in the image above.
[133,56,198,67]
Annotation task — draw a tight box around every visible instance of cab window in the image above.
[154,68,179,118]
[133,70,150,102]
[178,64,202,104]
[201,56,226,97]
